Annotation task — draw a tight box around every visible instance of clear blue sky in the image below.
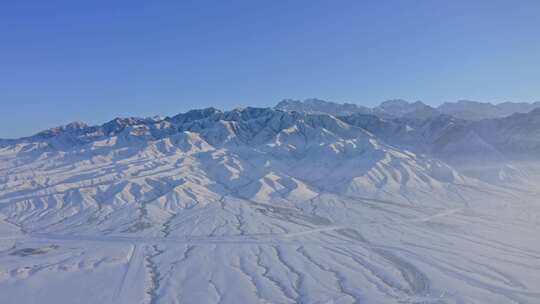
[1,0,540,138]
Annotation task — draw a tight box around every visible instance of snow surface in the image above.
[1,107,540,303]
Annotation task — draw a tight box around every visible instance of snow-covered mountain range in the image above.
[1,103,540,303]
[276,98,540,120]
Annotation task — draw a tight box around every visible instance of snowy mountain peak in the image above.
[275,98,372,116]
[35,121,89,137]
[169,107,222,124]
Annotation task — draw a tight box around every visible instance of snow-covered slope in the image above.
[1,107,540,303]
[337,107,540,187]
[0,107,477,234]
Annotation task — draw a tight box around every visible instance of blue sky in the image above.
[1,0,540,138]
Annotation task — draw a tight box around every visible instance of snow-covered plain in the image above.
[1,107,539,303]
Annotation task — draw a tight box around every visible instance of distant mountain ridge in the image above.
[6,100,540,163]
[5,102,540,181]
[276,98,540,120]
[275,98,372,116]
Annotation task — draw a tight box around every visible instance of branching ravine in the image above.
[272,245,303,302]
[208,277,223,304]
[234,208,247,235]
[150,245,196,304]
[322,246,405,300]
[296,246,360,303]
[230,256,263,300]
[254,246,296,303]
[161,245,195,280]
[144,245,165,304]
[208,218,228,237]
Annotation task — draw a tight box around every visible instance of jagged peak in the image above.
[33,121,89,138]
[275,98,371,116]
[379,99,411,107]
[169,107,222,124]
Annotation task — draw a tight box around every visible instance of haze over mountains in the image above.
[277,98,540,186]
[6,97,540,183]
[276,98,540,120]
[1,99,540,303]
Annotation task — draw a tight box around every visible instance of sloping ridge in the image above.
[0,107,483,235]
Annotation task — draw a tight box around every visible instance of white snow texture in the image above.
[1,103,540,303]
